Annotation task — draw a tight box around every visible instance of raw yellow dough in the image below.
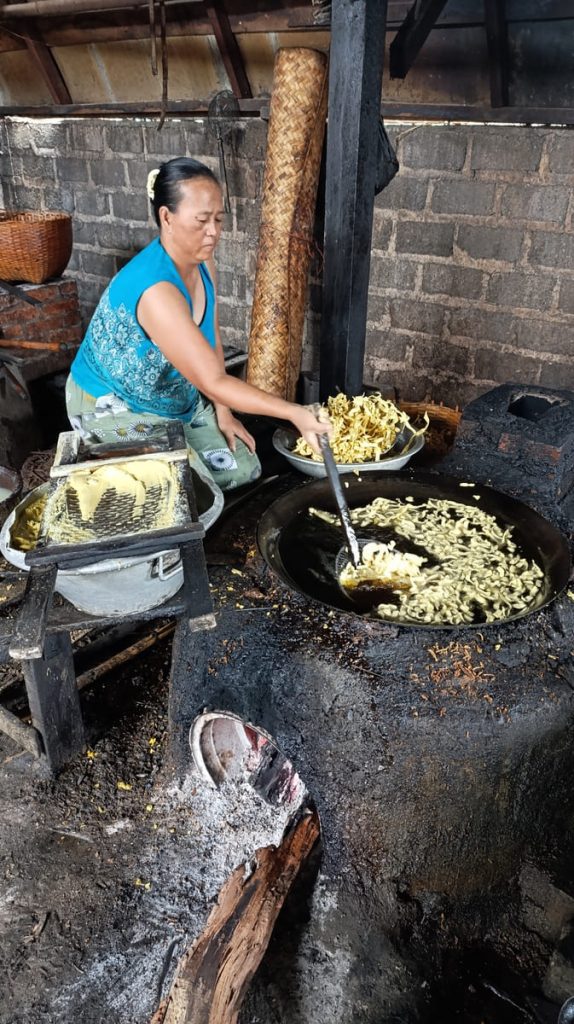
[44,459,180,543]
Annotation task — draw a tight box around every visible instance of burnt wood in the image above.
[389,0,449,79]
[21,631,84,773]
[154,812,320,1024]
[0,705,43,757]
[484,0,509,107]
[319,0,388,400]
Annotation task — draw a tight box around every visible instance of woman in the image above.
[66,156,330,492]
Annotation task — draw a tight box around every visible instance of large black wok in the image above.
[257,470,572,628]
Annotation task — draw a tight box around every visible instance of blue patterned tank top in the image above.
[70,238,216,421]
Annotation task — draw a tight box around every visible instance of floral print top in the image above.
[70,238,216,421]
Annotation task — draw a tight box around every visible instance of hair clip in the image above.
[146,168,160,200]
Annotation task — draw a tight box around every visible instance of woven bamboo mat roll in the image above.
[246,48,328,401]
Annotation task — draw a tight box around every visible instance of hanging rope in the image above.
[148,0,158,76]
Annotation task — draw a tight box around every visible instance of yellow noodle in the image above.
[293,393,428,463]
[311,497,545,624]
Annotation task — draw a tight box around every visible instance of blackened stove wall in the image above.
[168,477,574,1024]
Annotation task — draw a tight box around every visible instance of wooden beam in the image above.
[16,20,72,103]
[205,0,251,99]
[0,98,269,117]
[320,0,388,401]
[389,0,449,79]
[2,99,574,127]
[0,0,202,16]
[380,101,574,124]
[484,0,509,108]
[0,4,328,52]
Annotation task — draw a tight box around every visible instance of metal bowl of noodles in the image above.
[273,427,424,478]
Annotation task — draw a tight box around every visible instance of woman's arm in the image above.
[137,280,330,451]
[207,258,257,454]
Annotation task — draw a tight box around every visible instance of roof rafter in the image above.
[205,0,252,99]
[11,18,72,102]
[389,0,449,79]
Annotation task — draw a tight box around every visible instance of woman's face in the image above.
[160,177,225,263]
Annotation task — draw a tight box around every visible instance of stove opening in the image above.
[508,392,562,422]
[190,711,307,809]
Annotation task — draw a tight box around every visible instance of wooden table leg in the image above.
[21,631,85,773]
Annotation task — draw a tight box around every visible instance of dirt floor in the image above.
[0,631,300,1024]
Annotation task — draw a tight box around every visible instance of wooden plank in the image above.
[0,6,323,51]
[16,20,72,103]
[180,541,215,626]
[21,631,85,773]
[320,0,388,400]
[154,811,320,1024]
[389,0,449,78]
[484,0,509,107]
[25,524,206,570]
[205,0,252,98]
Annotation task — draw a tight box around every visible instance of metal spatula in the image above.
[318,434,414,607]
[318,433,360,567]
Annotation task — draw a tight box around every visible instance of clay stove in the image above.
[168,384,574,1024]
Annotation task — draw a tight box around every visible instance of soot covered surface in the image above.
[166,472,574,1024]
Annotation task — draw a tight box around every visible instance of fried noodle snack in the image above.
[312,496,544,624]
[293,393,428,463]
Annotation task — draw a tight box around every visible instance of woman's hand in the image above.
[290,405,332,454]
[215,404,256,454]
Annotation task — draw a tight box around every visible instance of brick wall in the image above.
[0,116,267,355]
[0,278,82,349]
[367,124,574,406]
[1,117,573,407]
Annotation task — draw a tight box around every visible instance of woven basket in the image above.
[247,48,328,400]
[399,401,461,457]
[0,212,73,284]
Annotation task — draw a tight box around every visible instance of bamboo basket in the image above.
[0,212,73,284]
[399,401,461,457]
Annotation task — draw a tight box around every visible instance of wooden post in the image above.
[319,0,388,400]
[21,632,85,772]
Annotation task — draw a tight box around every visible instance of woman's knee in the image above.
[198,442,261,491]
